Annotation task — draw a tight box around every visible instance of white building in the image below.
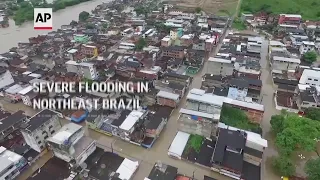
[247,37,262,54]
[271,56,301,71]
[207,57,234,76]
[0,68,14,90]
[21,109,63,152]
[299,41,315,55]
[65,60,98,80]
[299,69,320,86]
[0,146,27,180]
[47,123,96,167]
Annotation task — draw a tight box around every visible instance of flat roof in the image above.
[119,110,145,131]
[27,157,71,180]
[88,152,124,180]
[273,56,301,64]
[116,158,139,180]
[148,163,178,180]
[111,110,131,127]
[168,131,190,157]
[25,109,59,132]
[0,156,13,171]
[47,123,82,145]
[212,128,246,164]
[18,85,34,95]
[179,108,214,119]
[224,98,264,111]
[0,111,25,132]
[300,69,320,84]
[208,57,232,63]
[156,91,180,100]
[187,88,226,107]
[146,106,173,130]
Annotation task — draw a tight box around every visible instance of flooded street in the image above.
[0,0,111,53]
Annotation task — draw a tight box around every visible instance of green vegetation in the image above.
[241,0,320,20]
[303,51,318,63]
[270,111,320,177]
[134,6,149,18]
[305,158,320,180]
[232,18,247,30]
[305,107,320,121]
[195,7,202,13]
[85,23,95,29]
[220,105,261,133]
[154,22,171,33]
[79,11,90,22]
[272,155,295,176]
[186,134,204,153]
[135,38,147,51]
[10,0,92,25]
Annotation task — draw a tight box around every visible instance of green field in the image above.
[241,0,320,20]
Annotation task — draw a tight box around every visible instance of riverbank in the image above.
[0,0,109,53]
[8,0,94,25]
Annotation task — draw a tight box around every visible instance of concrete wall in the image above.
[177,114,216,138]
[207,61,233,76]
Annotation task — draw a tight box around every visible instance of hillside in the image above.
[241,0,320,20]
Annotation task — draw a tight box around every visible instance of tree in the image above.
[135,38,147,51]
[270,114,285,134]
[102,23,108,29]
[303,51,317,63]
[70,20,78,26]
[305,107,320,121]
[195,7,202,13]
[274,114,320,156]
[305,158,320,180]
[79,11,90,22]
[85,23,95,29]
[272,155,295,176]
[134,6,149,18]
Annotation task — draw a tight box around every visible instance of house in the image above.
[66,60,98,80]
[0,67,14,90]
[180,34,194,47]
[46,123,96,167]
[18,85,37,106]
[229,77,262,102]
[247,37,262,54]
[73,34,90,43]
[211,128,247,179]
[299,69,320,86]
[168,131,190,159]
[145,162,178,180]
[80,44,98,57]
[207,57,234,76]
[156,91,180,108]
[154,80,186,97]
[278,14,301,27]
[118,110,147,141]
[4,84,24,103]
[299,41,315,55]
[21,109,63,152]
[271,56,300,71]
[178,108,220,138]
[170,28,183,40]
[0,146,27,180]
[163,72,191,87]
[162,46,185,59]
[296,86,319,109]
[161,36,172,47]
[0,111,26,142]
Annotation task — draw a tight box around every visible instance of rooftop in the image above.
[212,129,246,171]
[0,110,25,133]
[119,110,145,131]
[27,157,71,180]
[47,123,82,145]
[25,109,60,132]
[145,105,173,130]
[147,162,178,180]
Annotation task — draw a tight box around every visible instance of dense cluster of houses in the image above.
[241,12,320,112]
